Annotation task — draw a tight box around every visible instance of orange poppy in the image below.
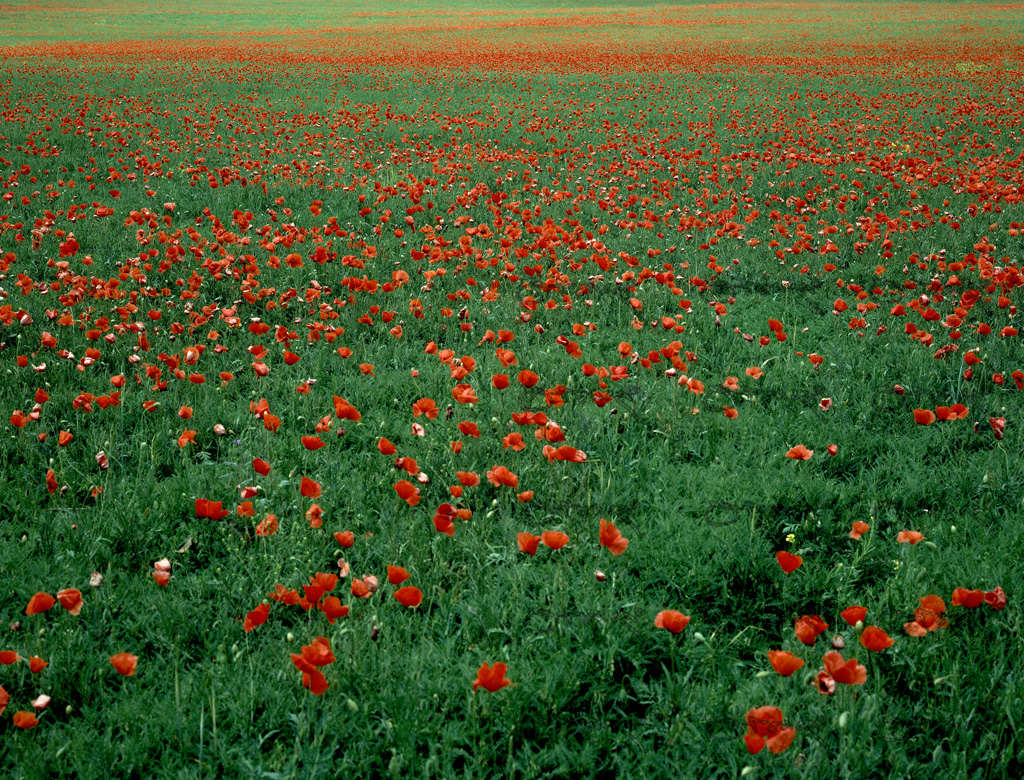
[110,653,138,676]
[486,466,519,488]
[0,684,8,717]
[541,531,568,550]
[654,610,690,634]
[897,530,924,544]
[394,586,423,608]
[744,706,795,754]
[452,384,478,404]
[775,551,802,573]
[785,444,813,460]
[859,626,894,651]
[255,514,279,536]
[849,521,869,539]
[517,491,534,502]
[598,518,629,555]
[473,661,513,692]
[25,593,55,615]
[412,398,439,419]
[723,406,738,419]
[913,408,936,425]
[767,650,804,677]
[13,711,39,729]
[56,588,83,616]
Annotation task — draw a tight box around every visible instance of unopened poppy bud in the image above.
[346,697,359,713]
[490,499,499,509]
[923,541,937,550]
[66,705,72,715]
[693,632,706,643]
[950,525,957,533]
[838,712,849,729]
[934,677,948,686]
[741,767,756,777]
[286,632,295,643]
[855,620,864,631]
[756,670,772,678]
[932,745,943,763]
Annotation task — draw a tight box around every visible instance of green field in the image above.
[0,2,1022,777]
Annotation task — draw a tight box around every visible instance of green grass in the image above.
[0,1,1023,778]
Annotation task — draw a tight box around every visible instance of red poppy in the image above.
[767,650,804,677]
[195,498,229,520]
[815,670,836,695]
[255,514,279,536]
[859,626,895,652]
[517,491,534,502]
[433,504,456,536]
[984,586,1007,611]
[840,606,867,627]
[906,594,948,635]
[775,551,803,573]
[319,597,349,623]
[473,661,513,692]
[0,684,8,717]
[29,656,47,673]
[299,477,322,498]
[598,518,629,555]
[951,587,985,608]
[743,706,795,754]
[378,438,397,455]
[785,444,813,460]
[301,436,326,451]
[301,637,335,668]
[244,603,270,632]
[849,521,870,539]
[456,471,480,487]
[388,565,411,585]
[492,374,510,389]
[394,587,423,608]
[333,531,354,549]
[394,480,421,507]
[822,650,867,684]
[25,593,55,615]
[517,532,542,556]
[654,610,690,634]
[253,458,271,476]
[540,531,568,550]
[723,406,738,419]
[57,588,83,616]
[794,615,828,646]
[0,651,22,665]
[110,653,138,676]
[517,370,540,388]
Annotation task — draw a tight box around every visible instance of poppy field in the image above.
[1,1,1023,777]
